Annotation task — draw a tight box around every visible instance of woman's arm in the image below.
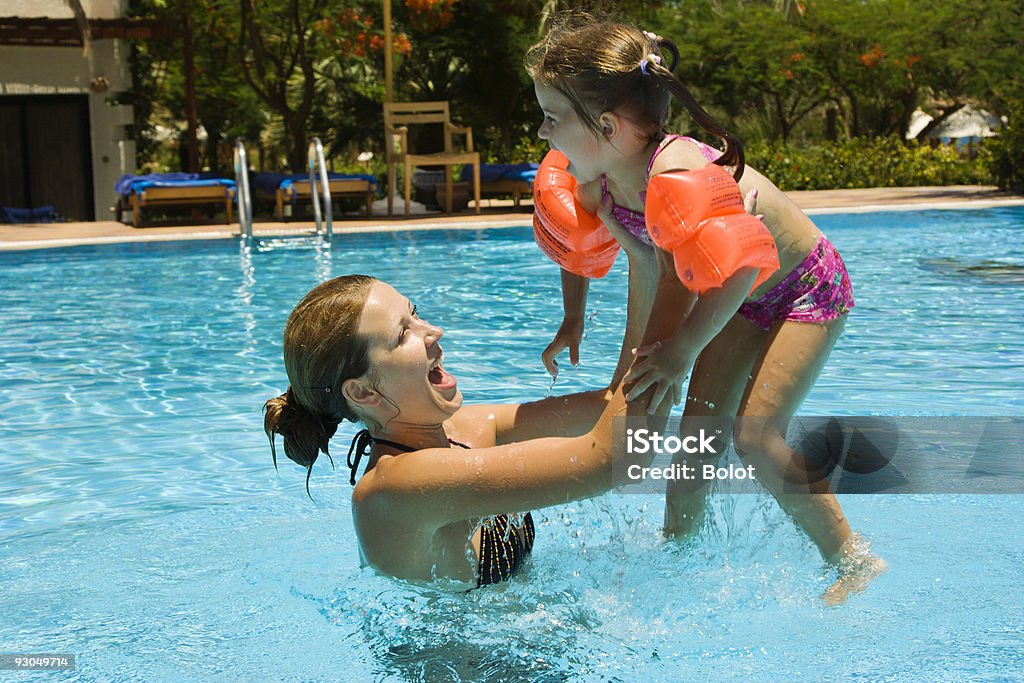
[359,383,666,525]
[479,388,610,444]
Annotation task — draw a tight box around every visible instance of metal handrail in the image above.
[307,138,333,242]
[233,139,253,240]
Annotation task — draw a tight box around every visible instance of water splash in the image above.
[582,309,599,342]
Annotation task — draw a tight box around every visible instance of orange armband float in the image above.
[532,150,620,278]
[645,164,780,294]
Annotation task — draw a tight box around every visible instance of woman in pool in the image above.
[263,275,660,587]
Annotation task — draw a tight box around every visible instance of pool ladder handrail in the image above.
[233,139,254,240]
[308,138,333,242]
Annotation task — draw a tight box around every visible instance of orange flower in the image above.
[394,34,412,58]
[406,0,456,30]
[859,43,885,68]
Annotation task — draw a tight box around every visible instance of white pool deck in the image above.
[2,185,1023,252]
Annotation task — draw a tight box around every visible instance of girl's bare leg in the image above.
[663,314,767,538]
[734,317,851,555]
[733,317,884,603]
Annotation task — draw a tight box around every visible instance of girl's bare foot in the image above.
[821,532,887,606]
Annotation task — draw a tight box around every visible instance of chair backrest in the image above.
[383,101,451,128]
[385,101,471,158]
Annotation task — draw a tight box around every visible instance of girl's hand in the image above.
[624,337,695,413]
[542,316,585,378]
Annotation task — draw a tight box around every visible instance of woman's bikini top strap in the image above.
[346,428,468,484]
[346,430,375,485]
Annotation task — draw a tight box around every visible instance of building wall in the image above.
[8,0,122,20]
[0,0,134,220]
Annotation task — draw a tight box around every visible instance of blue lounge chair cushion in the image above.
[251,172,379,195]
[1,205,62,224]
[460,163,538,183]
[115,173,236,198]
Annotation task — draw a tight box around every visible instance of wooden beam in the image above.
[0,17,178,46]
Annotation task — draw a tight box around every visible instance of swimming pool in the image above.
[1,207,1022,681]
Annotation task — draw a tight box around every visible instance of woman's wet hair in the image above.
[525,13,745,180]
[263,274,377,498]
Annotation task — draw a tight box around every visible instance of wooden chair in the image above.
[383,101,481,216]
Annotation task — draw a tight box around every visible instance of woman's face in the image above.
[534,81,607,184]
[351,281,463,425]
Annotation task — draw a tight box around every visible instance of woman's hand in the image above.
[541,316,585,378]
[623,336,696,414]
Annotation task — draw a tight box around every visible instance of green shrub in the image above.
[745,137,992,191]
[482,135,549,165]
[982,99,1024,191]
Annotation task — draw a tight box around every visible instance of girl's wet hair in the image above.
[263,274,376,498]
[525,13,745,180]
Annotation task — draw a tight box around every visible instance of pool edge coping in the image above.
[3,198,1024,252]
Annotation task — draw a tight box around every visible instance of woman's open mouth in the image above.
[428,355,457,392]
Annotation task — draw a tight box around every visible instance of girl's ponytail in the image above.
[645,46,745,180]
[651,34,679,72]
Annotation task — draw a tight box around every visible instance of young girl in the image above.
[526,15,884,603]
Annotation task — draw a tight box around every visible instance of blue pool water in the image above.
[1,207,1022,681]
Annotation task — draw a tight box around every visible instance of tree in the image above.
[671,1,831,141]
[665,0,1023,142]
[906,0,1023,140]
[236,0,331,171]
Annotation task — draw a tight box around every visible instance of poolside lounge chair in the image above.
[1,205,62,224]
[114,173,235,227]
[460,163,538,209]
[252,172,378,220]
[383,101,481,216]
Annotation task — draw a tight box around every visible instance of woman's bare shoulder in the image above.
[447,403,503,445]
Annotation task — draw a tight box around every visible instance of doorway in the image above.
[0,95,95,221]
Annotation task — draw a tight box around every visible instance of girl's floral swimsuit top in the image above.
[600,135,723,246]
[599,134,856,330]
